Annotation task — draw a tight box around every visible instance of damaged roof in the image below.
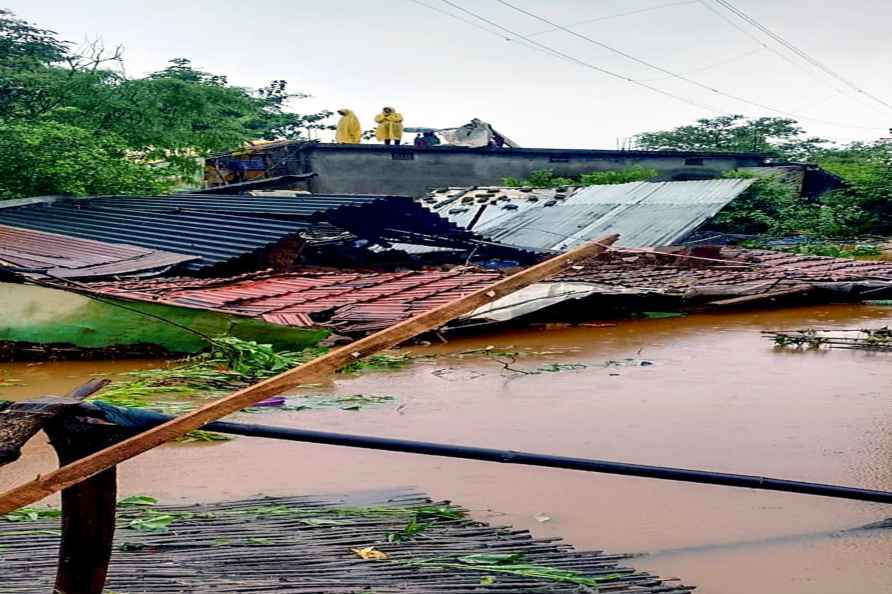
[0,199,315,275]
[81,194,480,248]
[87,269,503,334]
[0,225,197,279]
[422,179,754,251]
[554,247,892,291]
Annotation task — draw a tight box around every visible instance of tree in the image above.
[0,10,333,199]
[635,115,830,161]
[0,121,169,198]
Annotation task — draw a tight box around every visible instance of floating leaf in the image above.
[247,537,273,545]
[479,576,496,585]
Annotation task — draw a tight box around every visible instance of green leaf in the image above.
[117,495,158,507]
[3,507,62,522]
[479,576,496,585]
[127,514,180,532]
[458,553,524,565]
[247,537,273,545]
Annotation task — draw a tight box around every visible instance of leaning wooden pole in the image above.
[0,235,618,514]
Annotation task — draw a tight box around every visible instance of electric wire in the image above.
[526,0,699,37]
[436,0,720,113]
[492,0,884,132]
[709,0,892,112]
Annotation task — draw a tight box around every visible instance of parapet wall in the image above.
[302,144,767,196]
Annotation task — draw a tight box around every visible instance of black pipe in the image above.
[88,403,892,505]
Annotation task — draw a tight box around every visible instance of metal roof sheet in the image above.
[72,193,478,250]
[423,180,754,251]
[0,224,197,279]
[553,247,892,290]
[0,200,314,274]
[87,269,503,334]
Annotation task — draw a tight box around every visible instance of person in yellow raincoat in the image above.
[374,107,404,145]
[335,109,362,144]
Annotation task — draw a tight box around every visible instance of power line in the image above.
[492,0,884,132]
[638,47,765,82]
[526,0,699,37]
[436,0,720,113]
[708,0,892,112]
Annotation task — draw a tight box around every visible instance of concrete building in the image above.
[205,142,769,197]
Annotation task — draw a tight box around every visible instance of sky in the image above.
[6,0,892,148]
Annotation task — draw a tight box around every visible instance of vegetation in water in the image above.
[89,337,409,414]
[502,166,658,188]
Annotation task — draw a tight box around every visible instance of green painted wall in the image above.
[0,282,328,353]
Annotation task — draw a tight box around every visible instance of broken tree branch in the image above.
[0,234,619,514]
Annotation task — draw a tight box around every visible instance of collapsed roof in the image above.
[0,224,197,279]
[421,179,755,251]
[86,269,503,335]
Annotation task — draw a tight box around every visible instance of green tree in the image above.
[635,115,830,161]
[0,10,333,198]
[0,121,169,198]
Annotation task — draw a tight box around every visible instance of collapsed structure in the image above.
[0,144,873,358]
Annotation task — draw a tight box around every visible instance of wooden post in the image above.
[0,234,619,514]
[0,380,117,594]
[44,414,131,594]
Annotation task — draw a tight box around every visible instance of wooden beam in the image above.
[0,234,618,514]
[0,379,109,466]
[708,285,811,306]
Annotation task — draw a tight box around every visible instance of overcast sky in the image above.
[6,0,891,148]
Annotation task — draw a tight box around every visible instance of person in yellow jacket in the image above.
[374,106,404,145]
[335,109,362,144]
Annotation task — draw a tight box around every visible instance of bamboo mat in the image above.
[0,488,693,593]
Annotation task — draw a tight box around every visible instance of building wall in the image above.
[302,144,767,196]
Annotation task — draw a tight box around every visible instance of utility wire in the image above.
[709,0,892,112]
[436,0,720,113]
[637,47,766,82]
[526,0,699,37]
[492,0,884,132]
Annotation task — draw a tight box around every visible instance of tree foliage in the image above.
[502,166,657,188]
[0,10,332,199]
[635,114,830,161]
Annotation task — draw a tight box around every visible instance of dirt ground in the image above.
[2,304,890,594]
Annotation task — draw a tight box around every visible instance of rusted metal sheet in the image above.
[88,269,502,333]
[0,225,197,279]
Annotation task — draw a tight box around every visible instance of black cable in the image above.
[89,402,892,505]
[493,0,884,132]
[709,0,892,112]
[436,0,719,113]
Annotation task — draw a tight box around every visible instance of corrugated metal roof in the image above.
[0,224,197,279]
[0,199,314,274]
[54,193,479,251]
[553,247,892,290]
[87,269,503,334]
[423,180,754,251]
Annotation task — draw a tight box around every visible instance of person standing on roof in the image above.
[375,106,404,145]
[335,108,362,144]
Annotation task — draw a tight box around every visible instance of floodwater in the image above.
[2,305,891,593]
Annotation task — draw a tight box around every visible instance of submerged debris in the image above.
[764,328,892,351]
[89,337,409,414]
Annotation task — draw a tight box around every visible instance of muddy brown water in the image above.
[1,305,891,593]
